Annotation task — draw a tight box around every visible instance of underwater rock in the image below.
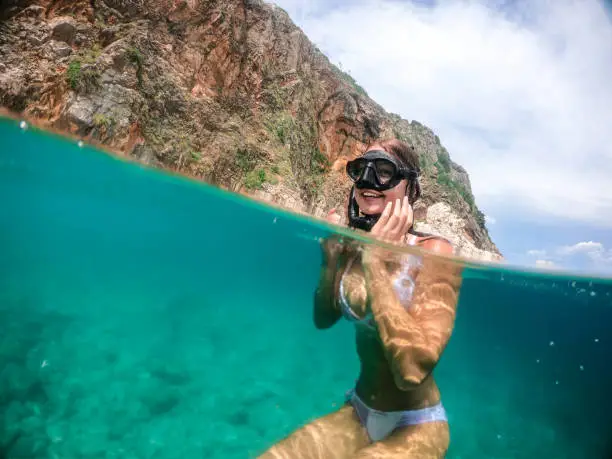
[227,408,250,427]
[142,393,180,416]
[150,367,191,386]
[0,431,23,459]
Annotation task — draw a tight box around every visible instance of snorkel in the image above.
[346,150,420,232]
[348,187,380,231]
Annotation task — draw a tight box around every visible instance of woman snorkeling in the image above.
[259,139,463,458]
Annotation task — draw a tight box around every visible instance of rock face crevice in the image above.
[0,0,502,260]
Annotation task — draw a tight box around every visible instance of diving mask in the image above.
[345,150,418,192]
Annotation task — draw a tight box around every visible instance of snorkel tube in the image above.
[347,187,381,232]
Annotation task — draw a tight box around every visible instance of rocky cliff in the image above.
[0,0,501,261]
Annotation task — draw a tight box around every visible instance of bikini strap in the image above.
[406,233,419,246]
[338,256,360,320]
[406,229,451,247]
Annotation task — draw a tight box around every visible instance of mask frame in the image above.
[346,150,417,192]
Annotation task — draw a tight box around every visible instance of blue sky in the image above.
[271,0,612,276]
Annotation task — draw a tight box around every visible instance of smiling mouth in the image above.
[361,191,383,198]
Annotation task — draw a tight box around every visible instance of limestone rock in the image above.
[64,84,139,145]
[21,5,45,18]
[46,39,72,57]
[27,34,47,47]
[50,17,77,45]
[415,202,502,262]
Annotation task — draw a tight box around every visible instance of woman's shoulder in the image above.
[406,230,454,256]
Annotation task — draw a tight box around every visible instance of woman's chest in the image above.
[338,256,421,317]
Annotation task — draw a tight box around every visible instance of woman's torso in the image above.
[335,233,443,411]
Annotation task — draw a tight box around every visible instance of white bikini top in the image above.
[338,234,422,330]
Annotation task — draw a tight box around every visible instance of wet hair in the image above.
[364,138,421,204]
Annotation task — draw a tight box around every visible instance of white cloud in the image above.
[485,215,496,225]
[557,241,604,256]
[522,240,612,272]
[556,240,612,265]
[535,259,556,268]
[273,0,612,227]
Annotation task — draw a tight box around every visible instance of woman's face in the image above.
[353,147,409,215]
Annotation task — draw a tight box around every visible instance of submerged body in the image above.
[341,238,448,414]
[260,234,462,458]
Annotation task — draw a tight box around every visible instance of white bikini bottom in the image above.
[346,389,448,442]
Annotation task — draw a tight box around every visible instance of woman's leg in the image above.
[258,405,370,459]
[354,421,450,459]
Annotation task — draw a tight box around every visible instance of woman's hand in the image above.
[320,235,344,265]
[370,196,413,244]
[320,208,345,266]
[326,208,343,225]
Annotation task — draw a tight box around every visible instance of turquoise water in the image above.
[1,116,611,458]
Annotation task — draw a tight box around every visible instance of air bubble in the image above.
[590,291,596,297]
[78,140,84,148]
[571,281,576,287]
[549,341,555,346]
[579,365,584,371]
[536,359,540,363]
[594,338,599,343]
[273,217,277,224]
[555,380,559,385]
[19,120,28,130]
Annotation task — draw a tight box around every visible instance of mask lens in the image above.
[347,159,366,181]
[374,159,397,184]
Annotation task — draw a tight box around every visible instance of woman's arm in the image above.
[313,237,344,329]
[362,239,462,390]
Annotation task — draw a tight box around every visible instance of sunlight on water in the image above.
[1,116,611,458]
